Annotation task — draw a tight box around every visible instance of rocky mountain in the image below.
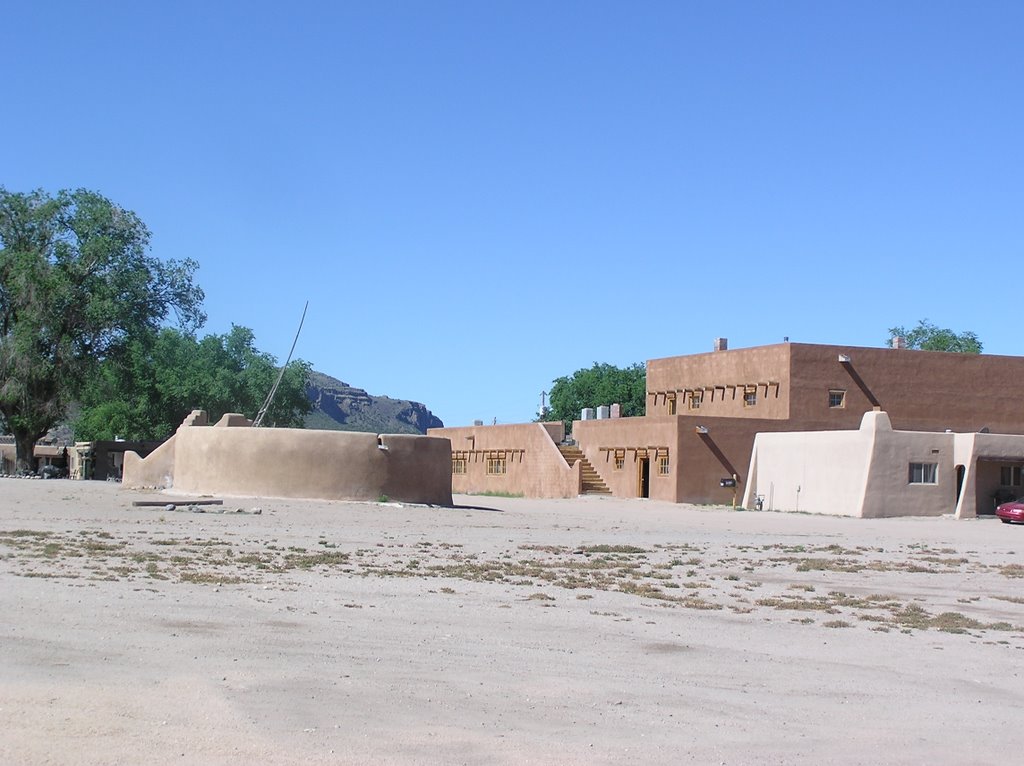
[304,371,444,435]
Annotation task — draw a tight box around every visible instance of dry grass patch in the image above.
[999,564,1024,578]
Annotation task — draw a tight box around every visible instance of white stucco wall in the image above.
[744,411,976,518]
[744,419,874,516]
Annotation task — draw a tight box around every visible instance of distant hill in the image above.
[304,371,443,435]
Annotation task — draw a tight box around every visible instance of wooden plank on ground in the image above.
[131,499,224,507]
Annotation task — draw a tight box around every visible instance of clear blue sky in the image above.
[4,2,1021,427]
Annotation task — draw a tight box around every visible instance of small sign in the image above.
[720,478,737,488]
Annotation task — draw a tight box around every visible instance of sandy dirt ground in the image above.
[1,479,1023,765]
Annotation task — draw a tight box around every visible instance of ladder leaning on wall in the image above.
[252,301,308,429]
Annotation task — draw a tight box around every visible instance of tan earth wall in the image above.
[122,437,176,488]
[428,422,581,498]
[646,344,791,420]
[786,344,1024,433]
[572,416,681,502]
[858,421,953,518]
[124,412,453,505]
[574,414,790,505]
[647,342,1024,436]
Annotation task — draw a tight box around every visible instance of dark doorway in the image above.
[638,457,650,498]
[955,464,965,504]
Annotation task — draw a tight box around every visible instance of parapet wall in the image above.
[123,411,453,506]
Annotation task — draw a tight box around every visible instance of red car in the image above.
[996,499,1024,524]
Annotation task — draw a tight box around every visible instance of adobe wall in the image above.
[786,343,1024,433]
[428,422,581,498]
[122,437,176,487]
[646,344,791,420]
[673,415,794,505]
[122,409,206,488]
[858,422,953,518]
[572,416,681,502]
[574,414,792,505]
[124,411,453,505]
[648,342,1024,437]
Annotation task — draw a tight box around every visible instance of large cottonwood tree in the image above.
[0,188,205,470]
[544,362,647,431]
[73,326,312,441]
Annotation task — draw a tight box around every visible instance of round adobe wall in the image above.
[166,426,452,505]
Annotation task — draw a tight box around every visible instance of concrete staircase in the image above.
[558,445,611,495]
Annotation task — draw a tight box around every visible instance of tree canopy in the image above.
[544,362,646,429]
[0,187,205,468]
[74,326,312,441]
[887,319,982,354]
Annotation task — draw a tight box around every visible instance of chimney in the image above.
[713,337,728,352]
[891,336,906,350]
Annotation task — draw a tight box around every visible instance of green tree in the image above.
[887,319,982,354]
[74,326,312,441]
[544,362,646,430]
[0,188,204,470]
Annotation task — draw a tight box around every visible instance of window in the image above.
[667,396,677,415]
[688,391,702,410]
[452,458,466,475]
[908,462,937,484]
[743,387,757,407]
[486,457,507,475]
[658,455,670,476]
[1000,466,1022,486]
[614,456,624,470]
[828,389,846,408]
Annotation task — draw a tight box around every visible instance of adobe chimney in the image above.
[891,336,906,350]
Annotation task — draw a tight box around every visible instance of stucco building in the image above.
[744,410,1024,519]
[431,340,1024,517]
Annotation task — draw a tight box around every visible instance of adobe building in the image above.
[1,435,162,479]
[431,340,1024,516]
[440,420,608,499]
